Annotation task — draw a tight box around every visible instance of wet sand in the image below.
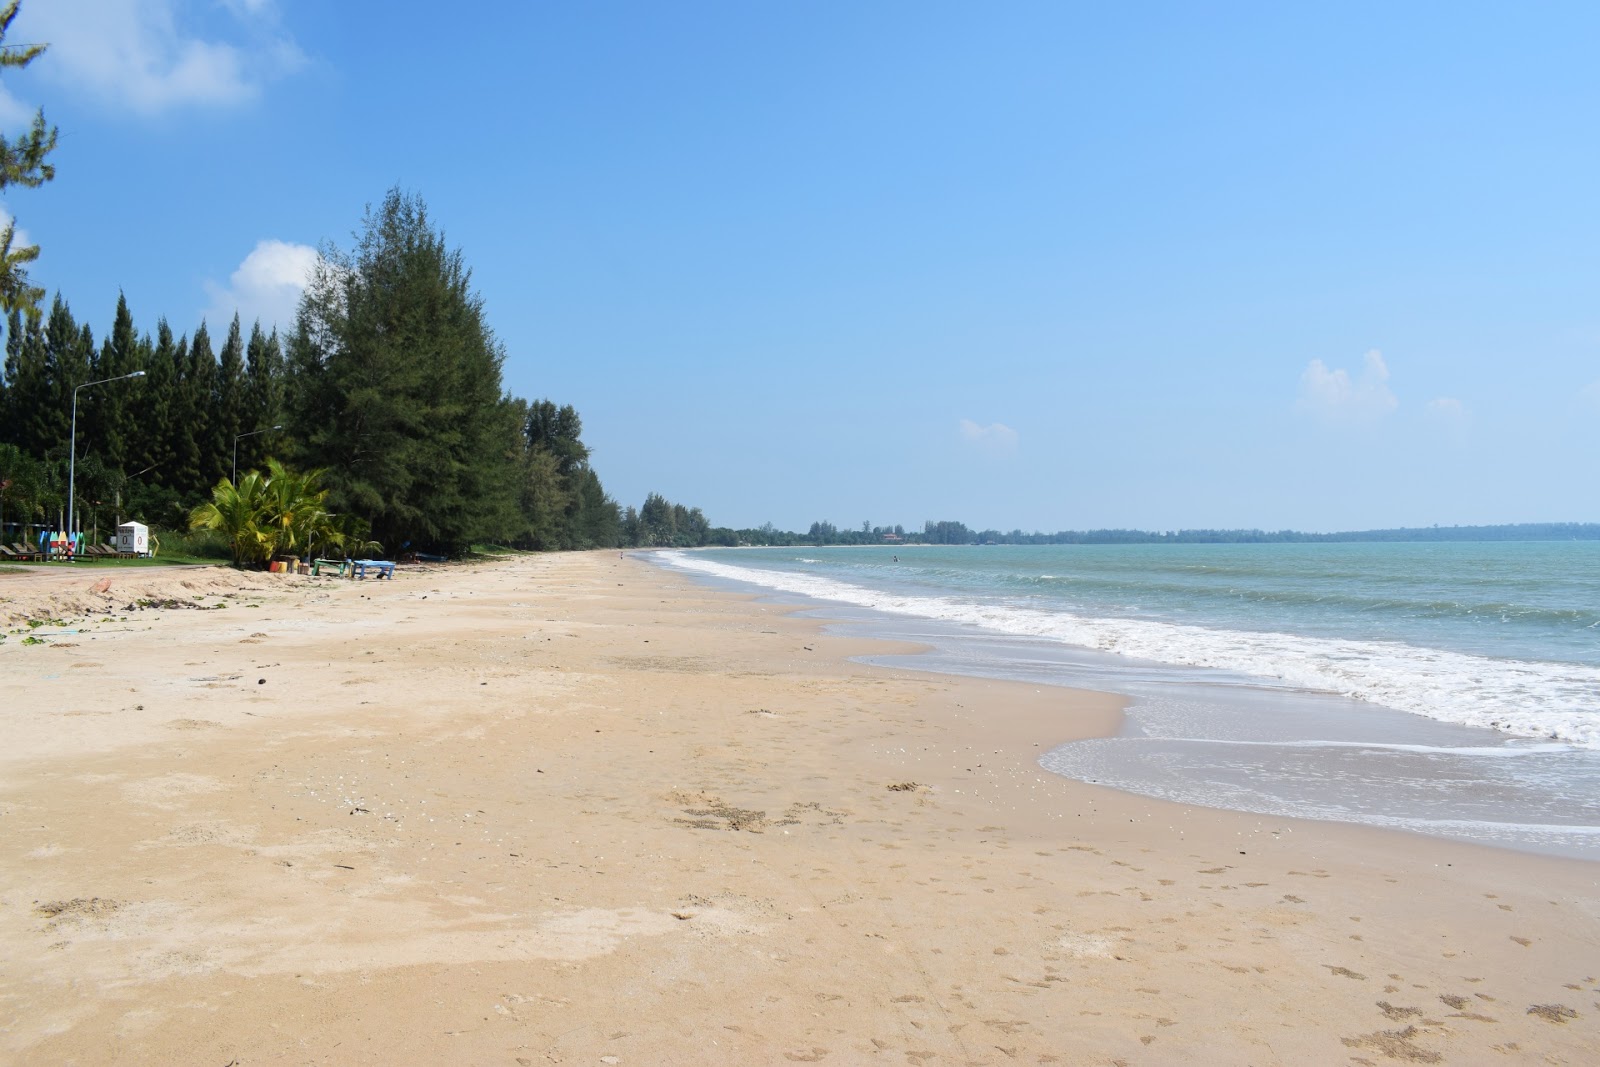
[1,551,1597,1064]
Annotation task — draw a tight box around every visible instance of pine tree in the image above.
[0,309,13,441]
[640,492,675,546]
[131,320,178,486]
[288,188,516,553]
[243,321,285,474]
[18,295,83,461]
[9,300,51,455]
[525,400,590,476]
[0,1,58,317]
[573,468,621,548]
[84,293,141,472]
[187,321,222,487]
[168,334,204,495]
[216,313,248,476]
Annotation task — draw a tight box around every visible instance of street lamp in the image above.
[68,370,145,557]
[233,424,282,484]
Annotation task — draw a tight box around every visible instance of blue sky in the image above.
[5,1,1598,533]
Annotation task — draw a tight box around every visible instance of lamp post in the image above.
[69,370,145,558]
[233,425,282,484]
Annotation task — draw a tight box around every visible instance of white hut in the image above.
[116,521,149,557]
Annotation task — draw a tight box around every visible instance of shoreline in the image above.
[659,546,1600,862]
[668,556,1600,872]
[2,551,1597,1063]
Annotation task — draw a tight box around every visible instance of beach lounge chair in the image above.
[10,542,38,561]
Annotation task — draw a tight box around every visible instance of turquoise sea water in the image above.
[661,542,1600,857]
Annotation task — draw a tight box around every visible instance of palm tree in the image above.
[192,461,378,569]
[189,470,272,567]
[260,458,331,563]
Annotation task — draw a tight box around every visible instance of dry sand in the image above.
[1,551,1597,1065]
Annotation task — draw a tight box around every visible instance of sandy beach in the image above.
[1,551,1597,1065]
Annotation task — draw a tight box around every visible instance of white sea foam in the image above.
[1139,738,1578,757]
[662,552,1600,748]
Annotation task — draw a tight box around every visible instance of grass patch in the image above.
[0,526,230,568]
[151,528,232,562]
[467,543,520,558]
[0,555,222,569]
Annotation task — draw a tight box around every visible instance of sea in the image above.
[657,542,1600,860]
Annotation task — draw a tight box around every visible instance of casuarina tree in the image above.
[286,188,515,554]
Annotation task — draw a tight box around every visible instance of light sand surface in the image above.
[1,552,1597,1065]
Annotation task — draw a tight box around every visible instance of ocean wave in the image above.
[662,552,1600,748]
[1129,737,1578,758]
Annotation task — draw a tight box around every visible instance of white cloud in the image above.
[0,204,32,251]
[15,0,304,115]
[0,82,34,130]
[202,238,318,332]
[959,418,1019,457]
[1297,349,1399,423]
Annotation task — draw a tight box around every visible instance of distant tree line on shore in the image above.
[0,188,716,557]
[735,520,1600,547]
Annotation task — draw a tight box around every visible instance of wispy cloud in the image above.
[959,418,1019,457]
[16,0,304,115]
[0,204,32,250]
[202,238,318,332]
[1297,349,1398,423]
[0,82,34,131]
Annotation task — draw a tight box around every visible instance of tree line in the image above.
[0,188,719,557]
[763,520,1600,547]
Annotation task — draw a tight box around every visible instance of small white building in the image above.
[117,521,149,557]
